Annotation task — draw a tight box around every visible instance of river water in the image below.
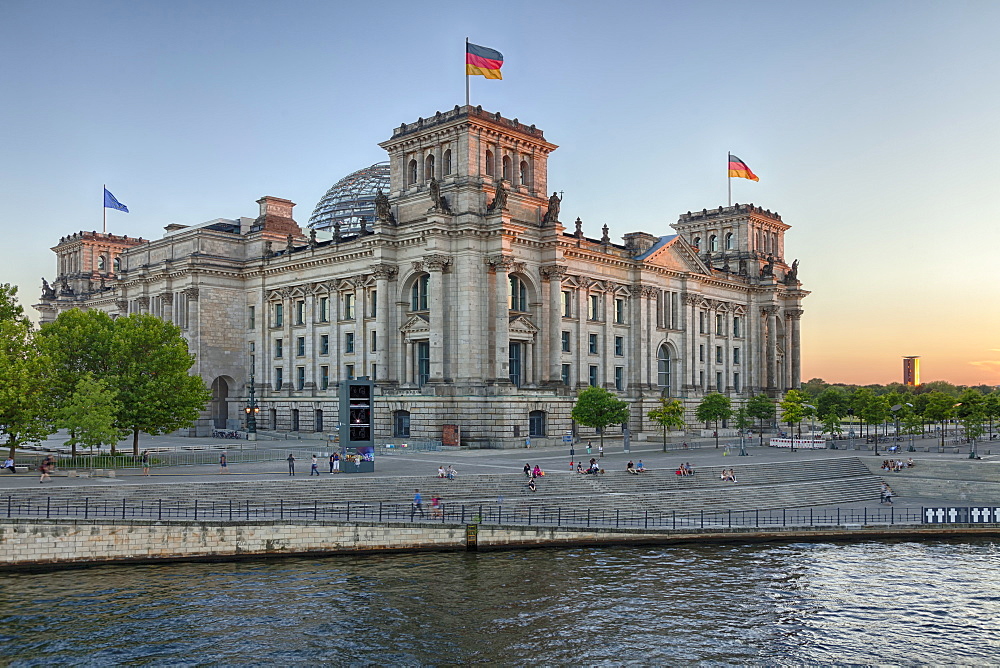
[1,539,998,665]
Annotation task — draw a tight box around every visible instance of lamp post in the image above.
[804,404,817,449]
[847,408,855,451]
[244,374,259,442]
[890,404,903,455]
[905,402,915,452]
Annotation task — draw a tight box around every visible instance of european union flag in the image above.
[104,187,129,213]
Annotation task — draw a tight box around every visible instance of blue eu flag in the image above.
[104,188,129,213]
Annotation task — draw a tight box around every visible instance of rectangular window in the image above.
[346,364,355,380]
[296,336,305,357]
[562,290,572,317]
[371,364,377,380]
[370,289,377,317]
[248,305,255,330]
[296,366,305,391]
[614,366,624,391]
[274,303,283,327]
[733,316,742,338]
[716,313,724,335]
[416,341,430,385]
[319,296,329,322]
[343,293,355,320]
[699,344,704,362]
[614,336,624,356]
[716,346,723,364]
[733,347,741,364]
[371,331,377,352]
[411,276,428,311]
[509,342,522,387]
[295,300,305,325]
[320,365,329,390]
[275,367,283,390]
[561,331,571,352]
[699,311,705,334]
[561,364,571,386]
[589,294,601,320]
[394,411,410,437]
[716,371,723,391]
[345,332,355,354]
[320,334,329,355]
[589,333,598,354]
[699,370,704,389]
[589,365,599,387]
[734,372,741,393]
[529,411,546,438]
[275,339,283,359]
[615,298,625,324]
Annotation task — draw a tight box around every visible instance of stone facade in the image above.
[35,105,808,445]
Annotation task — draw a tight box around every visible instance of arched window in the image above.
[443,149,452,175]
[485,150,494,176]
[519,160,529,186]
[502,155,512,180]
[693,236,701,249]
[393,410,411,437]
[424,154,435,180]
[709,235,718,251]
[410,274,429,311]
[97,255,107,272]
[725,232,734,250]
[657,345,672,392]
[509,275,528,311]
[529,410,546,437]
[408,159,418,186]
[113,257,121,274]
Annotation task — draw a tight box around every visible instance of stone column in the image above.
[603,287,616,388]
[486,255,514,383]
[541,265,566,384]
[764,305,779,391]
[137,296,150,314]
[788,309,802,389]
[684,295,698,389]
[642,286,658,390]
[161,293,174,324]
[426,255,450,383]
[372,264,398,384]
[576,279,590,387]
[627,286,643,391]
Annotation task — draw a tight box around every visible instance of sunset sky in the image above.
[2,0,998,386]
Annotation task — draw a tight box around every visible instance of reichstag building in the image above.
[35,106,808,446]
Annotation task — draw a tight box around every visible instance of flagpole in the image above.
[727,153,731,207]
[465,37,470,107]
[103,184,107,234]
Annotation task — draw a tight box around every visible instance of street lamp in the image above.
[804,404,817,450]
[890,404,903,454]
[847,408,855,450]
[244,373,260,442]
[905,402,915,452]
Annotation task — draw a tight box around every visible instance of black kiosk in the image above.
[339,378,375,473]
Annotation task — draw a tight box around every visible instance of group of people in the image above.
[675,462,695,476]
[625,460,646,474]
[720,468,738,483]
[523,463,545,478]
[881,458,914,472]
[576,458,601,475]
[437,465,457,480]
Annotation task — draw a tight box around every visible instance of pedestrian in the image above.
[587,440,592,455]
[333,451,340,473]
[141,450,150,477]
[310,454,319,476]
[38,455,52,483]
[412,489,425,517]
[431,495,442,518]
[219,451,228,474]
[287,453,296,476]
[599,443,604,458]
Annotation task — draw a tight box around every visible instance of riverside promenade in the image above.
[2,434,998,569]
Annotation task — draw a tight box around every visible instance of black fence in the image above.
[3,495,933,529]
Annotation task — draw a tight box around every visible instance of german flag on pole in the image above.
[466,42,504,79]
[728,154,759,181]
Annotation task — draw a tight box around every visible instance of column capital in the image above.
[161,292,174,305]
[485,254,515,273]
[785,308,803,319]
[763,305,780,316]
[539,264,567,280]
[183,287,200,301]
[425,254,451,272]
[370,263,398,281]
[682,293,700,306]
[136,296,150,308]
[115,299,128,313]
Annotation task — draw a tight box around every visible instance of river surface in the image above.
[1,540,998,665]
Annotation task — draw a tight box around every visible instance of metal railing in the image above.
[3,495,934,529]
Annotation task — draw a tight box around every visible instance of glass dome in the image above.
[308,162,390,233]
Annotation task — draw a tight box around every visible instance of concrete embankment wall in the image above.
[3,519,1000,570]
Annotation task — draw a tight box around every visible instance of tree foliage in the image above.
[780,389,810,437]
[54,373,126,456]
[571,386,631,451]
[695,392,731,448]
[647,398,685,449]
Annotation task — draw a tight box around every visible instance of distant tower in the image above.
[903,356,920,386]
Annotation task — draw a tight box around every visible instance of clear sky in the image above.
[2,0,998,386]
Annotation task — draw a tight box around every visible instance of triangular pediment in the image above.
[642,236,711,274]
[399,314,430,334]
[509,314,539,334]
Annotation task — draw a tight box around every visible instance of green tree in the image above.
[647,398,685,451]
[54,373,126,457]
[923,391,957,448]
[955,389,986,453]
[745,394,776,446]
[780,389,810,439]
[38,308,117,406]
[816,386,850,421]
[0,284,54,458]
[695,392,731,448]
[983,392,1000,440]
[571,386,631,453]
[821,411,843,438]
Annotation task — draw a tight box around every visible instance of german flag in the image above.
[728,154,759,181]
[466,42,503,80]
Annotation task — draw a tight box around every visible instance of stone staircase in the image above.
[861,458,1000,504]
[2,457,885,517]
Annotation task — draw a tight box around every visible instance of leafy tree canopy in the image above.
[572,386,631,450]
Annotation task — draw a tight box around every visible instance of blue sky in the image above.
[2,0,998,385]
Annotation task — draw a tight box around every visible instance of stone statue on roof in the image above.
[487,180,507,212]
[542,192,561,224]
[374,188,394,223]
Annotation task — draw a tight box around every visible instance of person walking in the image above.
[599,443,604,459]
[140,450,150,477]
[310,455,319,476]
[287,453,296,476]
[329,452,337,474]
[412,489,425,517]
[38,456,52,483]
[219,451,228,474]
[587,440,592,455]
